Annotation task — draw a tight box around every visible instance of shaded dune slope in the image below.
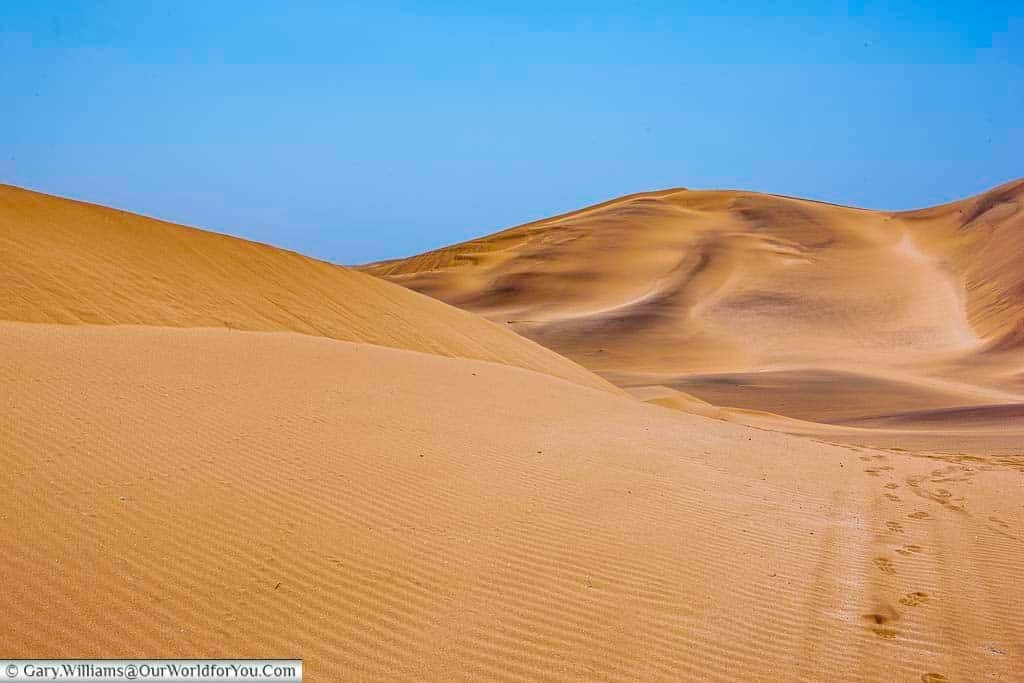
[0,184,611,392]
[363,180,1024,431]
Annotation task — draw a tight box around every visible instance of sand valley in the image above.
[2,182,1022,680]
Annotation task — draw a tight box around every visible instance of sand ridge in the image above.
[0,183,613,393]
[363,180,1024,449]
[2,182,1022,680]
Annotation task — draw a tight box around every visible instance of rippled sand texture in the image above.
[2,183,1022,680]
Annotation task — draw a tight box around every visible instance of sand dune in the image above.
[841,402,1024,430]
[899,179,1024,354]
[0,184,611,392]
[3,321,1022,680]
[363,180,1024,446]
[3,183,1023,680]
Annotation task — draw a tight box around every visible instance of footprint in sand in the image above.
[988,516,1010,529]
[909,511,930,520]
[873,557,897,575]
[886,521,904,534]
[899,591,930,607]
[884,493,901,502]
[920,674,948,682]
[862,610,899,639]
[884,483,900,490]
[895,544,923,556]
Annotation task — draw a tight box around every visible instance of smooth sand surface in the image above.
[0,184,611,393]
[3,183,1023,680]
[364,180,1024,450]
[3,322,1023,680]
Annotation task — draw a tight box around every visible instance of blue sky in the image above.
[2,1,1021,263]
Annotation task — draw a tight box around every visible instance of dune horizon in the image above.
[2,181,1022,681]
[5,0,1022,678]
[363,178,1024,452]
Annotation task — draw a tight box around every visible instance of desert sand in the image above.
[2,184,1023,680]
[0,185,609,392]
[364,180,1024,453]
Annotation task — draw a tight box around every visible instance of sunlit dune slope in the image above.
[3,322,1022,680]
[898,179,1024,352]
[0,184,611,392]
[363,180,1024,428]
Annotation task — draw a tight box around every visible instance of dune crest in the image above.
[898,179,1024,352]
[2,184,1022,679]
[362,180,1024,443]
[0,184,612,392]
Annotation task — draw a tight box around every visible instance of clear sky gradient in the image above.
[2,1,1021,263]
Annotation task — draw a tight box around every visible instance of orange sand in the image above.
[0,184,610,392]
[364,180,1024,452]
[2,184,1022,680]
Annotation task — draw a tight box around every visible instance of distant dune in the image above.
[2,183,1022,680]
[363,179,1024,447]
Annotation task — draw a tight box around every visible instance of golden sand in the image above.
[2,183,1022,680]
